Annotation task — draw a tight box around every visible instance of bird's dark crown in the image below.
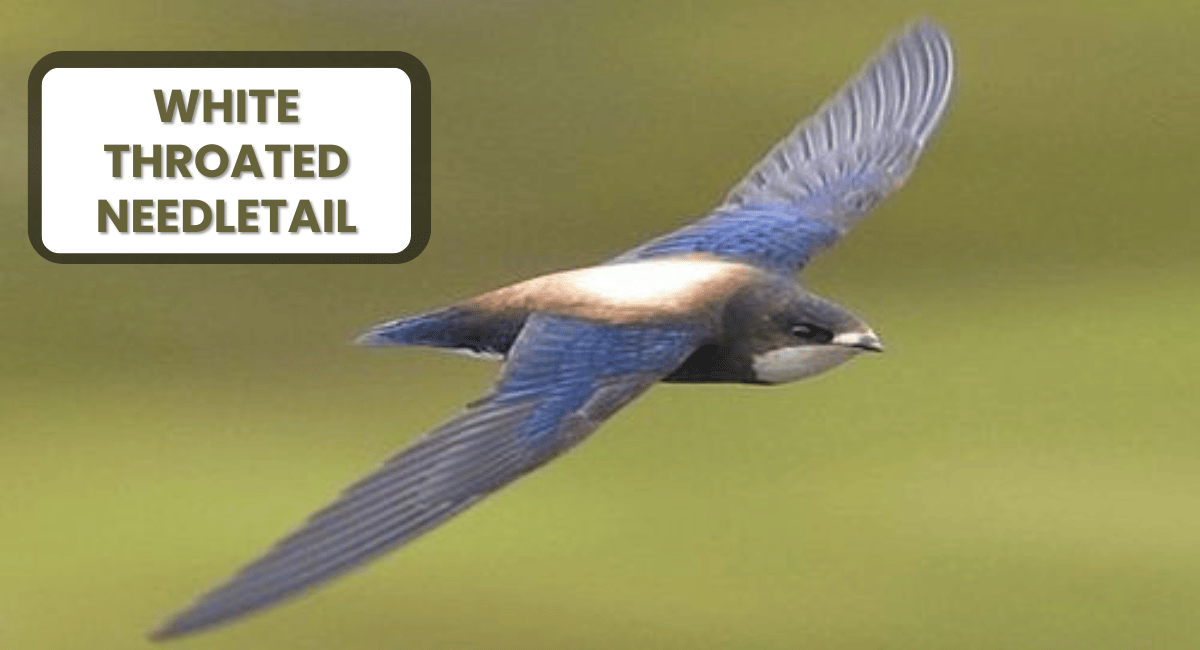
[721,282,872,352]
[663,281,877,384]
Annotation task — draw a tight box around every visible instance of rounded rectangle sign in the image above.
[28,51,430,263]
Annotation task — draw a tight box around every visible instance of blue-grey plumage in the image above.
[151,20,953,641]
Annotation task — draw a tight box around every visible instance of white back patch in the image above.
[470,257,763,322]
[752,345,860,384]
[560,259,745,306]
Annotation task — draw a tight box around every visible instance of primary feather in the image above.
[721,19,954,224]
[150,317,705,640]
[618,20,954,273]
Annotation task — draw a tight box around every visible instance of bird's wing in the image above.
[150,315,708,640]
[616,20,954,274]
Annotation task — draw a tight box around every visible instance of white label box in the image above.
[29,52,430,263]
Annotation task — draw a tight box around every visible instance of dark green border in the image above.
[28,51,431,264]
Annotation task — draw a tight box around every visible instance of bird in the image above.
[151,19,954,640]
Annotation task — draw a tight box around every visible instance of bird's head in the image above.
[725,284,882,385]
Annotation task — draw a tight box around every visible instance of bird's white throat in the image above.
[751,345,861,384]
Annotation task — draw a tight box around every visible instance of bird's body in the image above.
[153,20,955,640]
[467,256,765,326]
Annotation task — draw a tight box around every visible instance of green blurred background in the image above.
[3,1,1199,648]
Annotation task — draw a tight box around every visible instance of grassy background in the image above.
[3,0,1200,648]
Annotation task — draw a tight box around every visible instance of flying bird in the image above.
[152,20,954,640]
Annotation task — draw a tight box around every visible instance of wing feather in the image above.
[150,316,706,640]
[617,20,954,273]
[722,17,953,221]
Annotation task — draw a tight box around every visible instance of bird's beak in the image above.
[832,331,884,353]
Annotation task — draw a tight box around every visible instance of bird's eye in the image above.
[790,323,833,343]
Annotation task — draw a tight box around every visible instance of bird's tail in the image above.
[355,306,527,359]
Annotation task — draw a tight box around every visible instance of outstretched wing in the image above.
[150,315,707,640]
[617,20,954,274]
